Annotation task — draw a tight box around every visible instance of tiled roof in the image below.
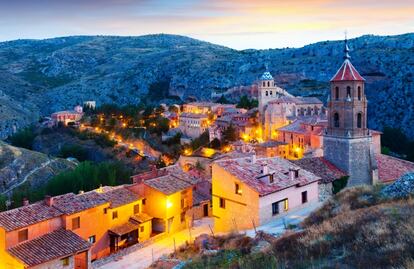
[376,154,414,183]
[163,165,205,185]
[193,190,210,205]
[278,120,306,134]
[100,186,141,208]
[268,96,323,105]
[8,229,91,267]
[109,222,139,236]
[52,192,108,215]
[330,59,365,82]
[260,71,273,80]
[180,112,208,119]
[130,213,153,224]
[292,157,347,184]
[0,201,62,232]
[144,174,193,195]
[215,157,320,196]
[256,140,287,148]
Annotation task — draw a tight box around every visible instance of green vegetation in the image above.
[381,126,414,161]
[222,124,237,144]
[189,131,210,150]
[332,176,349,194]
[0,195,7,212]
[8,127,36,150]
[6,161,132,209]
[58,144,88,161]
[236,95,258,110]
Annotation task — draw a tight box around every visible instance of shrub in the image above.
[58,144,88,161]
[9,127,36,150]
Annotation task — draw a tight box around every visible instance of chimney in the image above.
[289,168,299,180]
[45,195,53,207]
[22,198,29,206]
[251,152,256,164]
[261,164,269,175]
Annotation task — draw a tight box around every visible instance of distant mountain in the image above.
[0,33,413,138]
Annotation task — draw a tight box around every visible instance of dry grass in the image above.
[272,186,414,268]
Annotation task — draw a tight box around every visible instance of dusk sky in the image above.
[1,0,413,49]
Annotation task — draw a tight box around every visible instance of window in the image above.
[72,217,80,230]
[294,170,299,178]
[335,87,339,100]
[142,199,146,205]
[219,198,226,209]
[270,91,272,95]
[112,211,118,220]
[103,208,108,214]
[334,113,340,128]
[358,86,361,100]
[88,235,96,244]
[272,202,279,215]
[18,229,28,243]
[284,199,289,211]
[265,91,268,96]
[263,81,265,87]
[357,113,362,128]
[134,204,140,214]
[140,226,144,233]
[346,86,351,97]
[181,212,186,223]
[267,81,270,87]
[302,191,308,204]
[269,174,274,184]
[61,257,70,266]
[235,183,241,195]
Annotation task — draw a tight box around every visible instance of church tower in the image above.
[324,38,376,186]
[258,71,277,116]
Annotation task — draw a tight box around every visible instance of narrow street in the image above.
[94,202,322,269]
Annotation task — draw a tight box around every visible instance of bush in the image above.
[9,127,36,150]
[58,144,88,161]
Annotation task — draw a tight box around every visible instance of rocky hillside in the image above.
[0,141,77,194]
[0,34,413,137]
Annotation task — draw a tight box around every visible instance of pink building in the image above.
[51,105,83,126]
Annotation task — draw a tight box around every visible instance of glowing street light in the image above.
[166,200,173,209]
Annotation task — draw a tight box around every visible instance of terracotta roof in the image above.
[215,157,320,196]
[52,192,108,215]
[8,229,91,267]
[376,154,414,183]
[256,140,287,148]
[180,112,208,119]
[278,120,306,134]
[193,190,210,205]
[0,201,62,232]
[330,59,365,82]
[130,213,153,224]
[109,222,139,236]
[163,165,205,185]
[292,157,347,184]
[144,174,192,195]
[100,186,141,208]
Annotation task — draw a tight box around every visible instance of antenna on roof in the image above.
[344,30,351,60]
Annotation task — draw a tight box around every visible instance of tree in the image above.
[59,144,88,161]
[217,95,230,104]
[210,138,221,149]
[9,127,36,150]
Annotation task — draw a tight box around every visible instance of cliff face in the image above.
[0,33,413,137]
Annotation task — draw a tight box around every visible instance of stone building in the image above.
[178,112,209,139]
[323,39,378,186]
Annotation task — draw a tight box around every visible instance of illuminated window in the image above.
[61,257,70,266]
[284,199,289,211]
[18,229,28,243]
[235,183,241,195]
[219,198,226,209]
[72,217,80,230]
[269,174,274,184]
[140,226,144,233]
[112,211,118,220]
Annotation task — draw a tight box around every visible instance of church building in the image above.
[323,39,378,186]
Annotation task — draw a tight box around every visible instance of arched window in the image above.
[267,81,270,87]
[265,91,268,96]
[357,113,362,128]
[263,82,265,87]
[334,113,340,128]
[335,87,339,100]
[358,86,361,100]
[346,86,351,98]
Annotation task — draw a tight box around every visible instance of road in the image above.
[94,202,322,269]
[95,218,213,269]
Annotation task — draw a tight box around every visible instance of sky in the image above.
[0,0,413,50]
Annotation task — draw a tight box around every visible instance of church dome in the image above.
[260,71,273,80]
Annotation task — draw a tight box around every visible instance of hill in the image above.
[0,34,413,138]
[0,141,77,194]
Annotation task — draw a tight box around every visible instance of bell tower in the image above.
[324,37,377,186]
